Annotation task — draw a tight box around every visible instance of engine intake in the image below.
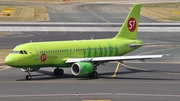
[71,62,94,76]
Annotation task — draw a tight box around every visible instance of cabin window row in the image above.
[39,47,117,53]
[39,50,68,53]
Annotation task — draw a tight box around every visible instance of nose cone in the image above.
[5,56,14,66]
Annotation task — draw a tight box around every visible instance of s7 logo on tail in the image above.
[128,17,136,32]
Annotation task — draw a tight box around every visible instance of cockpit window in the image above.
[11,50,19,54]
[11,50,28,54]
[19,50,24,54]
[23,50,27,54]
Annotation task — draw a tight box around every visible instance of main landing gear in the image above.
[24,67,64,80]
[26,68,32,80]
[54,68,64,76]
[88,66,98,79]
[88,71,98,78]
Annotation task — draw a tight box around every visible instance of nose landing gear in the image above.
[26,68,32,80]
[24,67,64,80]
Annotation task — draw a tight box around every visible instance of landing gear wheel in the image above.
[54,68,64,76]
[88,73,93,78]
[25,68,32,80]
[58,69,64,76]
[54,69,58,75]
[92,71,98,78]
[26,75,32,80]
[88,71,98,79]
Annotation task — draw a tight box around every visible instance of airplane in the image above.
[5,4,171,80]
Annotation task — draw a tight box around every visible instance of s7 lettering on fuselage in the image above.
[5,4,170,80]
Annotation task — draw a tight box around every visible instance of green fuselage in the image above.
[5,38,143,68]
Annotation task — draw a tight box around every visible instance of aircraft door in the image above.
[119,42,124,55]
[72,48,76,54]
[32,46,40,60]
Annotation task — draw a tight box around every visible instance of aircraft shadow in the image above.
[16,69,180,81]
[16,69,84,81]
[79,70,180,81]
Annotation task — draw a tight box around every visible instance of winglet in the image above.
[163,52,175,58]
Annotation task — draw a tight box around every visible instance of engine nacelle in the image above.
[21,68,40,72]
[71,62,94,76]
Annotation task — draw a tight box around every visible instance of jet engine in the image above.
[71,62,95,76]
[21,68,40,72]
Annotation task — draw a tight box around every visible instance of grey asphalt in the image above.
[0,23,180,27]
[0,63,180,101]
[1,1,180,101]
[46,3,155,23]
[1,31,180,101]
[0,1,156,23]
[1,31,180,49]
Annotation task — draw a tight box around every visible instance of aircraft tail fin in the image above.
[113,4,141,40]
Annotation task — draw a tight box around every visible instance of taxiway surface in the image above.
[1,31,180,101]
[0,1,156,23]
[0,1,180,101]
[0,63,180,101]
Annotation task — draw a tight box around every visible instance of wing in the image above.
[65,54,172,63]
